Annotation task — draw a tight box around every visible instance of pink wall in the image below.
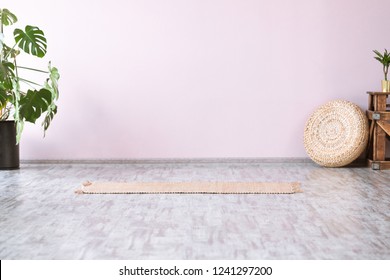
[3,0,390,159]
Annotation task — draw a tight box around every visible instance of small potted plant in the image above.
[373,49,390,92]
[0,8,60,169]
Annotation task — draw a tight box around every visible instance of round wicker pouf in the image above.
[304,100,369,167]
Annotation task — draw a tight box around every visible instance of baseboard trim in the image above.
[21,157,314,165]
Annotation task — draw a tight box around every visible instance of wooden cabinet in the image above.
[366,92,390,170]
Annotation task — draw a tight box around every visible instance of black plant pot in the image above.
[0,121,20,170]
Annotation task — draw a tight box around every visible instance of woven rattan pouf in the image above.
[304,100,369,167]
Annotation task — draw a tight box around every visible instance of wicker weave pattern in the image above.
[304,100,369,167]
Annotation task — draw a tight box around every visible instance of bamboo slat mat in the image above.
[75,181,302,194]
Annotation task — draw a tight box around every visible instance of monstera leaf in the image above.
[14,25,47,58]
[42,104,57,133]
[0,84,10,108]
[2,43,20,59]
[0,61,15,89]
[40,63,60,134]
[0,9,17,26]
[0,85,11,121]
[45,62,60,99]
[19,88,52,123]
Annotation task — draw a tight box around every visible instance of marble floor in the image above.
[0,160,389,260]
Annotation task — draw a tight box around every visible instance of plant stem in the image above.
[14,57,19,79]
[17,65,49,74]
[0,13,3,34]
[19,77,43,87]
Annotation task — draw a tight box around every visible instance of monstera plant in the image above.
[0,8,60,143]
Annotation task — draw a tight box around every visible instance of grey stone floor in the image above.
[0,160,389,260]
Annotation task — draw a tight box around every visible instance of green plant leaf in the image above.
[0,9,18,26]
[14,25,47,58]
[373,50,383,58]
[19,88,52,123]
[15,120,24,144]
[11,78,24,143]
[0,84,10,108]
[45,62,60,99]
[2,43,20,59]
[0,61,15,89]
[41,63,60,133]
[42,104,57,133]
[374,57,384,63]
